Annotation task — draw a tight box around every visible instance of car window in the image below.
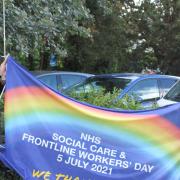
[37,74,58,91]
[65,77,132,94]
[86,78,131,93]
[127,79,160,101]
[60,74,86,89]
[165,81,180,102]
[159,79,177,95]
[74,83,94,93]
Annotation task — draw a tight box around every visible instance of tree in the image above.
[126,0,180,75]
[0,0,92,70]
[65,0,134,73]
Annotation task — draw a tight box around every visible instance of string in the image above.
[3,0,6,57]
[0,0,6,148]
[0,0,9,100]
[0,85,5,100]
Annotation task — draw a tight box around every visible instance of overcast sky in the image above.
[134,0,142,5]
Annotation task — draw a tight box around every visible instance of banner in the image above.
[0,56,180,179]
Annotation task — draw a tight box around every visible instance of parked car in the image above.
[157,80,180,107]
[33,71,93,92]
[64,73,180,108]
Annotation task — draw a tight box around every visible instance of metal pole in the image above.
[3,0,6,57]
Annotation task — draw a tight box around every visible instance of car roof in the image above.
[31,71,93,77]
[141,73,180,78]
[87,73,180,81]
[88,73,142,81]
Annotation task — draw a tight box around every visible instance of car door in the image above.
[127,79,160,103]
[60,74,87,90]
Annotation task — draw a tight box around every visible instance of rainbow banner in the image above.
[0,56,180,179]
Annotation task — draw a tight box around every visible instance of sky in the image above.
[134,0,142,6]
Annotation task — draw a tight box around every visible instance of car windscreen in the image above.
[164,81,180,102]
[65,77,132,94]
[88,77,132,92]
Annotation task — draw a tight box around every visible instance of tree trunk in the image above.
[40,51,49,70]
[28,54,34,71]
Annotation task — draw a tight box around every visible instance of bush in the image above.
[67,88,143,110]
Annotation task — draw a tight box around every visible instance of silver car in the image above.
[157,80,180,107]
[33,71,93,92]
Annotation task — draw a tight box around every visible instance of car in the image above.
[157,80,180,107]
[64,73,180,108]
[33,71,93,92]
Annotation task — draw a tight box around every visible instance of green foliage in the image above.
[64,0,180,75]
[65,0,132,73]
[0,0,180,74]
[0,164,22,180]
[126,0,180,74]
[0,97,3,112]
[68,88,143,110]
[0,0,93,70]
[0,96,4,141]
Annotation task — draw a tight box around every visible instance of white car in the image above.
[157,80,180,107]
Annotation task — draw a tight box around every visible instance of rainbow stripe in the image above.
[2,56,180,179]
